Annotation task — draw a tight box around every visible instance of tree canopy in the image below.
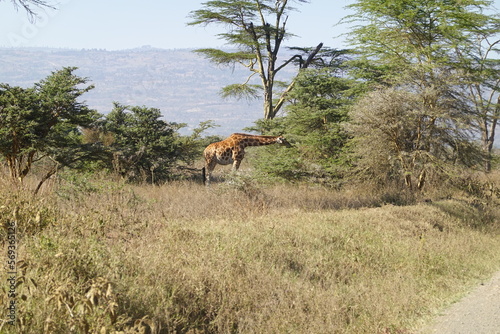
[249,61,356,183]
[347,0,499,87]
[345,0,500,186]
[0,67,98,185]
[188,0,323,119]
[102,103,184,183]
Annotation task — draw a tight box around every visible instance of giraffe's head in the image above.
[276,136,292,148]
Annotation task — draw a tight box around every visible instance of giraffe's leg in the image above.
[205,159,217,185]
[205,167,212,185]
[232,150,243,172]
[205,169,212,185]
[232,159,241,172]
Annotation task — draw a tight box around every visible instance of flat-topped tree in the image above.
[188,0,323,120]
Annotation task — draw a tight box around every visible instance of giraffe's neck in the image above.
[237,135,279,148]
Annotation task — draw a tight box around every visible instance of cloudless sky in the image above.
[0,0,353,50]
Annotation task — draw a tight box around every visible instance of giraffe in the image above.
[202,133,291,184]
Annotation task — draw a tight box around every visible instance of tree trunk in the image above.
[404,174,412,189]
[417,170,426,190]
[483,97,499,172]
[6,151,35,183]
[484,138,493,172]
[263,76,275,119]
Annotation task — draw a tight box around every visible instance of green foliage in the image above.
[0,85,40,178]
[100,104,216,183]
[220,83,261,100]
[0,67,99,184]
[346,0,500,180]
[346,0,498,86]
[251,144,305,182]
[286,69,353,162]
[249,68,357,183]
[102,103,183,183]
[193,48,256,65]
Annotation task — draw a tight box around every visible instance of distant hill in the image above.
[0,47,294,136]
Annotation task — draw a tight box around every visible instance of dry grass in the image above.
[1,172,500,333]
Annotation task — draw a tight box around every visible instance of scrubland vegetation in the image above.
[3,1,500,333]
[1,169,499,333]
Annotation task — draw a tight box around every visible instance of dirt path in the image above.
[420,270,500,334]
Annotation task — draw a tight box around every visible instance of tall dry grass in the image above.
[1,172,499,333]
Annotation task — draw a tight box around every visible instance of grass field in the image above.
[1,172,500,333]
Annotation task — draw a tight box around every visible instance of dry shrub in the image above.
[348,88,482,192]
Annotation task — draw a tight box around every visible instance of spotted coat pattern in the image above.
[203,133,291,184]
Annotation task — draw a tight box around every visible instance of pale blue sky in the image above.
[0,0,353,50]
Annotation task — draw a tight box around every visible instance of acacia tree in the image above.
[0,67,99,186]
[349,88,481,189]
[188,0,323,119]
[346,0,500,186]
[347,0,499,86]
[455,35,500,171]
[102,103,183,183]
[249,67,355,182]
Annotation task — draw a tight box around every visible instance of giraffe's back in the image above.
[202,133,288,184]
[204,140,237,165]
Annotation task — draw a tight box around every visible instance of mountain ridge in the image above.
[0,47,284,136]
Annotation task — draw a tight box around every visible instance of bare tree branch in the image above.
[6,0,56,22]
